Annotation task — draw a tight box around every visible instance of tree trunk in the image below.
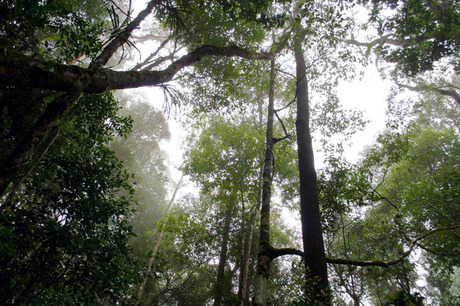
[135,175,183,306]
[294,28,331,304]
[253,58,276,306]
[238,97,265,306]
[214,198,234,306]
[238,167,263,305]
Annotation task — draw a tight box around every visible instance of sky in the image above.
[338,66,391,163]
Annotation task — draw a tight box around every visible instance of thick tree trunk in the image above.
[135,175,183,306]
[214,199,234,306]
[294,29,331,304]
[253,58,276,306]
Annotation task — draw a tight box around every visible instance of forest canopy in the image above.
[0,0,459,305]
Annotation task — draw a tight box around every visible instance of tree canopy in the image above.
[0,0,459,305]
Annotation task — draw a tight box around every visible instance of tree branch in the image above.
[343,34,412,49]
[90,0,161,68]
[400,83,460,107]
[0,45,272,93]
[267,224,460,267]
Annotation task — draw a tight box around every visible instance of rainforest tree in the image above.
[1,0,459,304]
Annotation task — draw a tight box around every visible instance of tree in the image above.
[0,92,137,304]
[109,93,173,305]
[0,0,274,196]
[317,80,460,303]
[1,0,459,304]
[183,116,265,304]
[366,0,460,76]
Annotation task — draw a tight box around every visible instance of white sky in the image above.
[338,66,391,163]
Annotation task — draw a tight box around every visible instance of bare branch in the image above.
[131,37,172,70]
[274,110,290,142]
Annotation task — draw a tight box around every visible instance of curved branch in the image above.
[269,247,304,260]
[400,83,460,107]
[274,110,290,139]
[0,45,272,93]
[268,224,460,267]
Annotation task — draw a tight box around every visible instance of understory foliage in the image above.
[0,91,137,304]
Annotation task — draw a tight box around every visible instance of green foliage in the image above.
[158,0,287,47]
[318,157,376,230]
[378,128,460,262]
[110,95,171,257]
[368,0,460,75]
[136,195,219,305]
[184,116,264,195]
[0,92,138,304]
[0,0,111,62]
[183,57,271,115]
[383,289,424,306]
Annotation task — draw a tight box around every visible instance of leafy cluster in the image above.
[0,92,138,304]
[0,0,111,62]
[369,0,460,75]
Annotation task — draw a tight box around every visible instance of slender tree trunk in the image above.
[253,58,276,306]
[0,0,159,197]
[238,97,264,306]
[238,166,263,305]
[294,27,331,304]
[214,198,234,306]
[135,175,183,306]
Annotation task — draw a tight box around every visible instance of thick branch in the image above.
[0,46,272,93]
[268,246,412,268]
[269,247,304,260]
[268,224,460,267]
[435,88,460,106]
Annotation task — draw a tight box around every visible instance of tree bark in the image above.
[253,58,276,306]
[135,175,183,306]
[214,198,234,306]
[0,46,271,94]
[294,27,331,304]
[0,92,81,197]
[238,158,263,305]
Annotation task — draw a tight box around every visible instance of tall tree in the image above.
[293,23,331,303]
[253,57,277,306]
